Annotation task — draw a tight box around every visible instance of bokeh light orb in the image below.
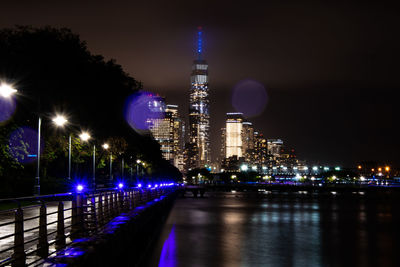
[0,96,16,123]
[231,79,268,118]
[124,91,165,131]
[8,127,43,164]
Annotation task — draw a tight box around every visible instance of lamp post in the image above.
[35,117,41,195]
[93,145,96,187]
[103,143,112,185]
[52,115,70,179]
[136,159,141,182]
[79,132,94,188]
[0,83,43,195]
[121,157,124,179]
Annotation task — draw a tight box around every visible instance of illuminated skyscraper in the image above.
[225,112,244,158]
[149,103,184,171]
[242,121,255,161]
[187,27,210,169]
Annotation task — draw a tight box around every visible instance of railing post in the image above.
[81,194,87,233]
[37,201,49,258]
[12,206,25,267]
[119,190,124,211]
[71,193,84,239]
[114,191,119,213]
[104,192,109,221]
[109,192,115,217]
[55,201,66,250]
[130,190,135,209]
[91,195,98,231]
[71,195,78,239]
[98,193,103,226]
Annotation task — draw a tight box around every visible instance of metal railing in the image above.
[0,186,170,266]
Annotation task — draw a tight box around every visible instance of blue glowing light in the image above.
[118,183,124,189]
[76,184,84,192]
[148,184,151,188]
[138,183,142,188]
[155,184,158,188]
[197,27,203,58]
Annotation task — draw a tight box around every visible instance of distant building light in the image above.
[241,165,248,171]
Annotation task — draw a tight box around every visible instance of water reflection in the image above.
[150,192,400,267]
[158,226,176,267]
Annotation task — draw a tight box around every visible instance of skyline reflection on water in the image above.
[150,191,400,267]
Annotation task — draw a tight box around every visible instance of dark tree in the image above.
[0,26,179,197]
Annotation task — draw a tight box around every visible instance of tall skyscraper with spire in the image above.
[186,27,211,170]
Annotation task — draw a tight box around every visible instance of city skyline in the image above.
[0,0,399,167]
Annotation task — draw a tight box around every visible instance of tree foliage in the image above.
[0,26,181,197]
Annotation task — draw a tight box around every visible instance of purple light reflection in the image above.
[158,226,177,267]
[231,79,268,118]
[8,127,43,164]
[0,96,16,123]
[124,91,165,131]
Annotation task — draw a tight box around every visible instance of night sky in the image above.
[1,0,399,167]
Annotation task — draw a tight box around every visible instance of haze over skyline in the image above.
[1,0,399,166]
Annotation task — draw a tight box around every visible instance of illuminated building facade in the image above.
[242,121,255,161]
[225,112,244,158]
[267,139,283,158]
[187,27,211,169]
[253,131,268,165]
[149,103,184,171]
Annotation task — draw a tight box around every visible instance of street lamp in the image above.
[103,143,112,185]
[52,115,71,179]
[0,83,17,98]
[79,132,95,188]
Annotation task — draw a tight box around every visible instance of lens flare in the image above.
[0,96,16,123]
[124,91,165,131]
[8,127,43,164]
[231,79,268,117]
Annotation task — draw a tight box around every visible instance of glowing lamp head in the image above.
[148,184,151,188]
[0,83,17,98]
[52,115,68,127]
[118,183,124,189]
[136,159,141,164]
[102,143,109,150]
[76,184,84,192]
[137,183,142,188]
[155,184,158,188]
[79,132,91,141]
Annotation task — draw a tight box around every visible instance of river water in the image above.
[149,190,400,267]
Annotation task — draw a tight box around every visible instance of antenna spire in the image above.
[197,26,203,60]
